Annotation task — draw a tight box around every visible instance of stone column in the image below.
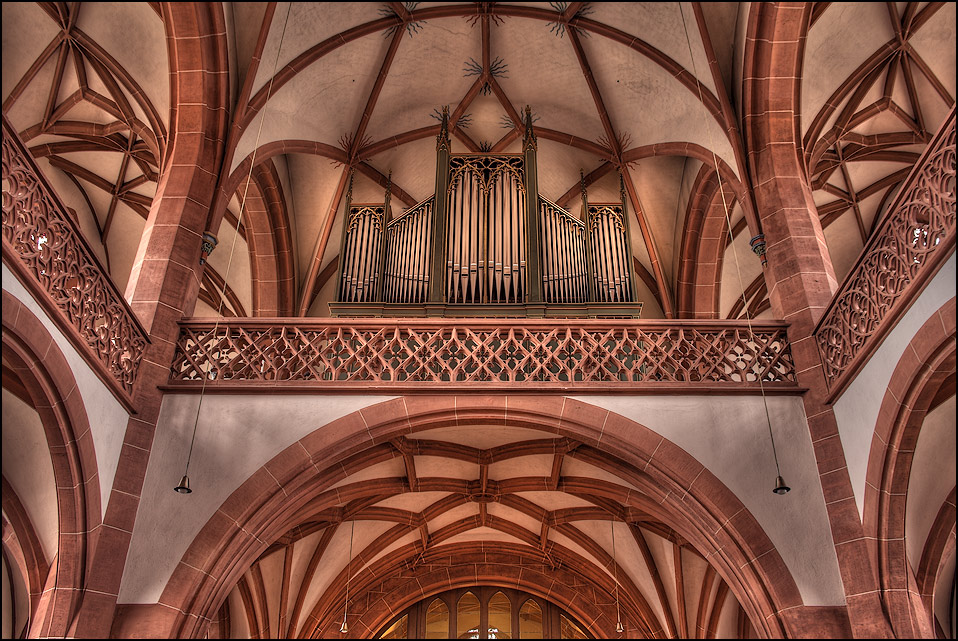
[744,3,893,638]
[68,4,230,637]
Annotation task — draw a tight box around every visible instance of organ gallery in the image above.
[1,2,955,639]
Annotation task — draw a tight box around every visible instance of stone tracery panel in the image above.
[2,116,148,397]
[816,108,956,394]
[168,318,796,390]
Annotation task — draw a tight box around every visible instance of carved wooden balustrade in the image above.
[2,115,148,404]
[815,106,956,398]
[167,318,798,393]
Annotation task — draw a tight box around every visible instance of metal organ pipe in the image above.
[445,159,526,304]
[585,205,634,304]
[340,206,385,303]
[539,197,587,304]
[382,198,432,303]
[339,154,634,311]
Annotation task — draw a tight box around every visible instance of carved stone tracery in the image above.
[2,117,147,396]
[169,319,796,389]
[816,109,956,392]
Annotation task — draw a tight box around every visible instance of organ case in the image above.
[332,107,641,317]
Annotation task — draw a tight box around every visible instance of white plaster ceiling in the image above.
[1,2,166,297]
[802,2,956,283]
[5,3,952,320]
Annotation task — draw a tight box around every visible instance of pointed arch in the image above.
[146,396,805,638]
[1,289,100,637]
[863,297,956,637]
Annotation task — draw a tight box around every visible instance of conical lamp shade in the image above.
[174,475,192,494]
[772,475,790,495]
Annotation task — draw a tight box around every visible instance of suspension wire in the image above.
[612,519,622,628]
[678,4,783,477]
[343,519,355,631]
[181,4,294,478]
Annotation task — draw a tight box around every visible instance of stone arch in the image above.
[677,164,738,319]
[320,541,648,639]
[156,395,805,638]
[915,486,956,638]
[742,2,839,324]
[1,289,99,637]
[245,160,295,317]
[1,482,48,637]
[863,298,957,637]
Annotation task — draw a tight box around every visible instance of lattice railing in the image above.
[2,115,148,398]
[168,318,797,391]
[816,107,956,395]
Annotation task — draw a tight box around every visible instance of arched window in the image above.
[374,587,591,639]
[518,599,543,639]
[379,614,408,639]
[488,591,512,639]
[559,614,588,639]
[426,598,450,639]
[458,591,481,638]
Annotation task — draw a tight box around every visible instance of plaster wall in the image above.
[1,390,58,562]
[118,393,396,603]
[2,263,131,518]
[572,394,845,606]
[120,389,844,608]
[832,250,956,517]
[905,395,956,569]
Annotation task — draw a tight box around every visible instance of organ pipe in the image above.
[445,156,526,304]
[337,130,637,311]
[383,198,432,303]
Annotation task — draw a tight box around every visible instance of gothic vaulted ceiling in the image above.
[2,3,955,321]
[219,423,754,639]
[1,3,955,637]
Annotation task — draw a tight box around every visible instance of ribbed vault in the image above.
[3,3,953,322]
[218,429,753,638]
[155,397,806,639]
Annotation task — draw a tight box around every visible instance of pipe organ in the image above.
[383,197,432,303]
[588,204,634,304]
[446,156,526,304]
[334,107,641,317]
[338,204,385,303]
[539,197,587,304]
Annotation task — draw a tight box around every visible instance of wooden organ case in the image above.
[333,107,643,318]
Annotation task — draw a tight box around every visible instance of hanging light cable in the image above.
[611,519,624,634]
[678,4,789,495]
[175,4,293,494]
[341,519,355,634]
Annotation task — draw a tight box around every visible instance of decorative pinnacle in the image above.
[523,105,537,149]
[437,106,450,150]
[383,171,392,219]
